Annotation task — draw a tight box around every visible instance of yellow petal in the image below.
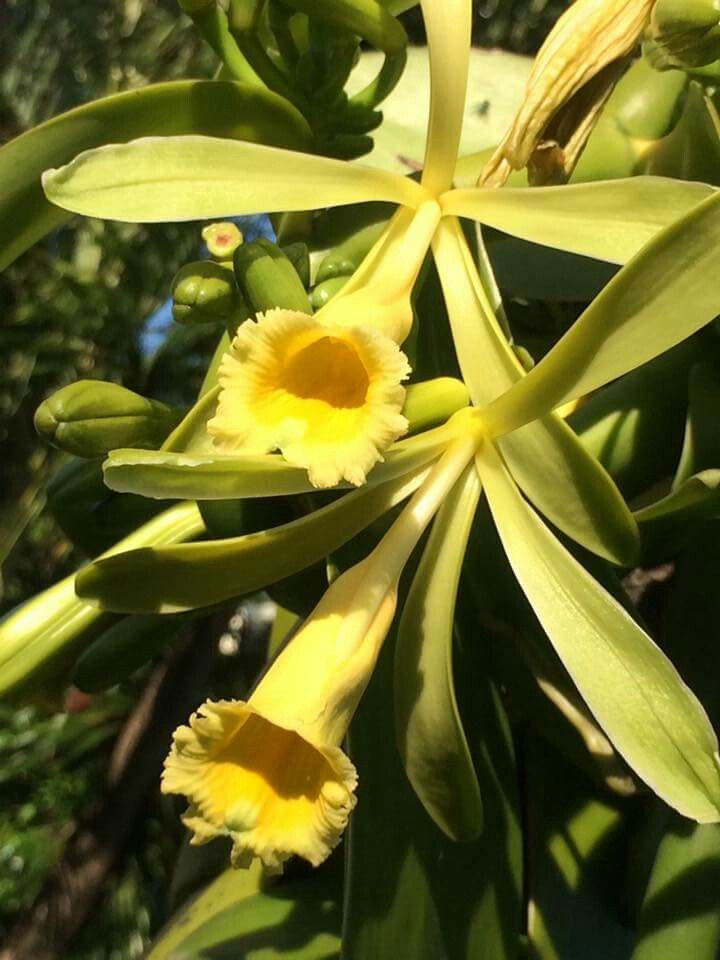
[206,308,411,488]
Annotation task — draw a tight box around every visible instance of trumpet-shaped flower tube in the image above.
[162,418,483,869]
[206,308,411,488]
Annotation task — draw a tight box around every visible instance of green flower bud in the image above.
[310,275,349,309]
[280,242,311,288]
[172,260,238,324]
[35,380,183,458]
[202,221,243,259]
[315,219,386,282]
[233,238,312,314]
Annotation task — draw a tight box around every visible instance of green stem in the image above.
[182,1,263,85]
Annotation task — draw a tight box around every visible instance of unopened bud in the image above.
[35,380,182,458]
[202,221,243,259]
[172,260,238,324]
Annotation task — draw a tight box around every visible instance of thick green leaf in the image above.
[146,862,263,960]
[76,466,430,613]
[644,84,720,186]
[673,362,720,488]
[444,178,714,266]
[487,235,616,302]
[632,817,720,960]
[432,217,639,565]
[343,639,445,960]
[635,471,720,524]
[347,48,531,176]
[72,613,188,693]
[526,738,634,960]
[344,619,522,959]
[482,190,720,438]
[42,134,423,223]
[169,872,341,960]
[0,502,204,697]
[103,423,451,501]
[661,522,720,726]
[0,80,312,270]
[570,337,708,501]
[395,463,483,840]
[476,439,720,823]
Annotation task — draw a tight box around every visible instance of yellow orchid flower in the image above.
[162,417,482,870]
[206,307,411,488]
[480,0,656,186]
[41,0,706,498]
[205,201,442,488]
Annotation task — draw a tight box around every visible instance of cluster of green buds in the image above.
[178,0,408,158]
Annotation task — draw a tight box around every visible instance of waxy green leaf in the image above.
[632,817,720,960]
[476,439,720,823]
[395,463,483,840]
[0,502,204,697]
[147,860,340,960]
[0,80,312,270]
[146,863,263,960]
[635,471,720,526]
[526,739,634,960]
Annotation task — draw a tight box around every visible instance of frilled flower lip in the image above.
[162,698,357,871]
[206,308,411,489]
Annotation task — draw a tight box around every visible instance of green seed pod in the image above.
[233,238,312,314]
[35,380,183,459]
[172,260,238,324]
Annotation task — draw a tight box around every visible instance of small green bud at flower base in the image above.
[34,381,183,458]
[310,276,348,309]
[202,221,243,259]
[171,260,238,324]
